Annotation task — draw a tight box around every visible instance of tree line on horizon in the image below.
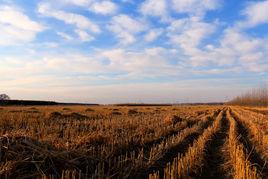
[228,87,268,106]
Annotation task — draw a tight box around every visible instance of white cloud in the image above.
[171,0,221,16]
[182,27,268,72]
[240,52,263,63]
[240,0,268,28]
[167,17,216,51]
[220,28,263,54]
[0,47,182,84]
[75,29,94,41]
[0,6,43,31]
[144,28,163,42]
[59,0,93,6]
[221,28,268,72]
[38,2,100,33]
[59,0,117,15]
[0,5,44,46]
[108,14,147,44]
[94,47,182,77]
[90,1,117,15]
[140,0,169,21]
[164,11,268,73]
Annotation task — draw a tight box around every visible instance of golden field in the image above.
[0,105,268,178]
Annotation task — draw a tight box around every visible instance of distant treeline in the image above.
[0,100,99,106]
[0,100,58,106]
[228,87,268,106]
[115,102,223,106]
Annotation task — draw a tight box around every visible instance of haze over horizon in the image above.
[1,0,268,103]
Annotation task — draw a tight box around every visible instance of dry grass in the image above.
[149,109,224,178]
[232,107,268,159]
[226,109,260,178]
[0,105,267,178]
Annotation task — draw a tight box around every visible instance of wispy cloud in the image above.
[37,2,100,42]
[90,1,118,15]
[108,14,147,45]
[0,5,44,45]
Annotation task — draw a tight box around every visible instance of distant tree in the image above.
[0,94,10,100]
[228,87,268,106]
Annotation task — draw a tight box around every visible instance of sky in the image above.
[0,0,268,104]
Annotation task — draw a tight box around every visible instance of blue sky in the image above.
[0,0,268,103]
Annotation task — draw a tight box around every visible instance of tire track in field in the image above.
[199,109,229,179]
[230,109,268,177]
[131,109,222,178]
[113,111,209,157]
[140,110,219,153]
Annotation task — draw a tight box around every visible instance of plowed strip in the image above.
[147,109,225,179]
[199,109,229,178]
[131,110,221,178]
[230,109,268,177]
[111,111,212,158]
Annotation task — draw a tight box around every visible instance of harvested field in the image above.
[0,105,268,178]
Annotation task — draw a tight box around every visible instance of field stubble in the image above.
[0,105,268,178]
